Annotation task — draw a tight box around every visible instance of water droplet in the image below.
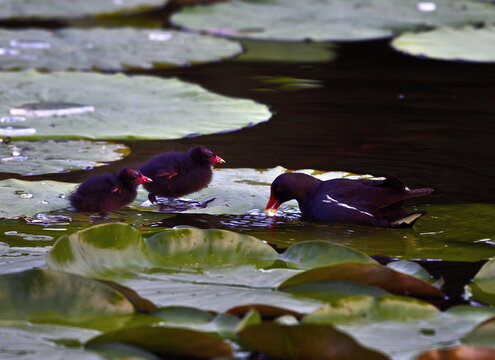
[1,116,26,123]
[9,39,51,49]
[0,48,19,56]
[41,200,49,204]
[58,194,66,199]
[10,102,95,117]
[417,2,437,12]
[148,32,173,42]
[0,126,36,137]
[20,193,33,199]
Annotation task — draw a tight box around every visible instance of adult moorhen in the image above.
[265,173,433,228]
[69,167,152,216]
[139,146,225,203]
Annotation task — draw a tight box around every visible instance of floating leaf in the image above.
[303,295,439,325]
[467,257,495,307]
[239,322,388,360]
[392,26,495,63]
[279,240,377,270]
[278,263,445,300]
[0,0,169,19]
[0,179,76,218]
[86,326,232,358]
[172,0,495,42]
[463,317,495,347]
[0,140,129,175]
[0,28,242,70]
[418,346,495,360]
[282,281,390,303]
[0,71,271,140]
[0,269,134,326]
[387,260,435,284]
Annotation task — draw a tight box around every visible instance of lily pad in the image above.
[172,0,495,42]
[303,295,439,325]
[0,71,271,140]
[0,0,168,19]
[0,268,134,325]
[467,257,495,307]
[463,317,495,347]
[392,26,495,62]
[86,326,232,358]
[0,179,76,219]
[0,28,242,71]
[239,322,388,360]
[278,263,445,300]
[0,140,129,175]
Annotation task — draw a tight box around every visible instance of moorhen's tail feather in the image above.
[406,187,434,198]
[390,212,426,228]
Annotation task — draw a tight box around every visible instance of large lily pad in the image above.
[0,140,129,175]
[0,71,271,140]
[392,26,495,62]
[0,28,242,71]
[0,179,76,218]
[0,0,168,19]
[172,0,495,42]
[239,322,388,360]
[0,268,134,325]
[86,326,232,358]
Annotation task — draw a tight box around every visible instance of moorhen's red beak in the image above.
[136,174,153,185]
[212,155,226,164]
[265,190,280,216]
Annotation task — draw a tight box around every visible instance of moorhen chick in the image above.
[139,146,225,203]
[265,173,433,228]
[69,167,152,216]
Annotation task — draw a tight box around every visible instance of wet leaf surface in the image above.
[0,140,129,175]
[0,71,271,140]
[0,28,242,70]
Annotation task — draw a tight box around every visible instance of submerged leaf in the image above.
[0,28,242,70]
[0,71,271,140]
[0,140,129,175]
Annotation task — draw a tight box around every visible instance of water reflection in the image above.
[10,102,95,117]
[9,39,51,49]
[0,126,36,136]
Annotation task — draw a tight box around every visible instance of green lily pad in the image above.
[303,295,439,325]
[86,326,232,358]
[0,28,242,71]
[282,281,390,303]
[0,71,271,140]
[0,268,134,325]
[417,346,495,360]
[467,257,495,306]
[0,140,129,175]
[239,322,388,360]
[0,0,168,19]
[136,166,366,215]
[278,263,445,300]
[279,240,377,270]
[172,0,495,42]
[386,260,435,284]
[0,179,76,219]
[0,321,102,360]
[463,316,495,347]
[392,26,495,62]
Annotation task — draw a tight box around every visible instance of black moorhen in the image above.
[69,167,152,216]
[265,173,433,228]
[139,146,225,203]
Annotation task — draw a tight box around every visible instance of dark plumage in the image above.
[69,167,152,216]
[139,146,225,203]
[265,173,433,228]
